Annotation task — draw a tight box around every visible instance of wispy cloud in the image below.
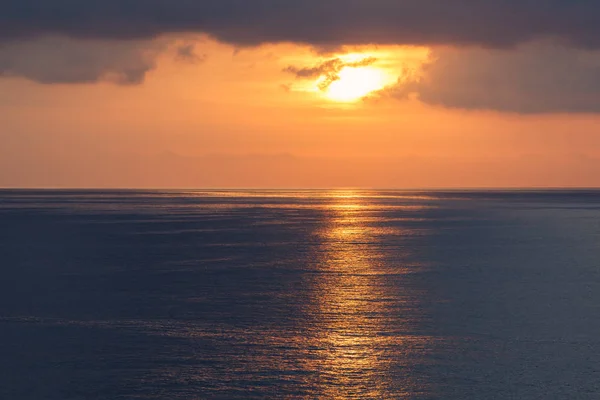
[284,56,377,90]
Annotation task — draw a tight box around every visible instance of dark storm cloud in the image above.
[0,36,164,84]
[390,41,600,113]
[1,0,600,48]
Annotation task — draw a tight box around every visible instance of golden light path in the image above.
[300,190,432,398]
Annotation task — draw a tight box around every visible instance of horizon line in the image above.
[2,187,600,191]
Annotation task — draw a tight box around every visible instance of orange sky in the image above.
[2,36,600,188]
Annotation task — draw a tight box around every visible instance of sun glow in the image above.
[325,66,390,102]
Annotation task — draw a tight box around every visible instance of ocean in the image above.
[0,190,599,399]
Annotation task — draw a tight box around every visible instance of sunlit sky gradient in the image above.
[2,1,600,188]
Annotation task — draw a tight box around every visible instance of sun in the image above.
[325,66,390,102]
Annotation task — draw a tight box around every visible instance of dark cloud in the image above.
[284,56,377,89]
[389,41,600,113]
[1,1,600,49]
[0,36,164,84]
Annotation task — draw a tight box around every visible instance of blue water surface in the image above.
[1,190,599,399]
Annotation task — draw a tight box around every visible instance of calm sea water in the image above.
[1,190,599,399]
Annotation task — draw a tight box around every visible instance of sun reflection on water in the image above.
[301,191,429,398]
